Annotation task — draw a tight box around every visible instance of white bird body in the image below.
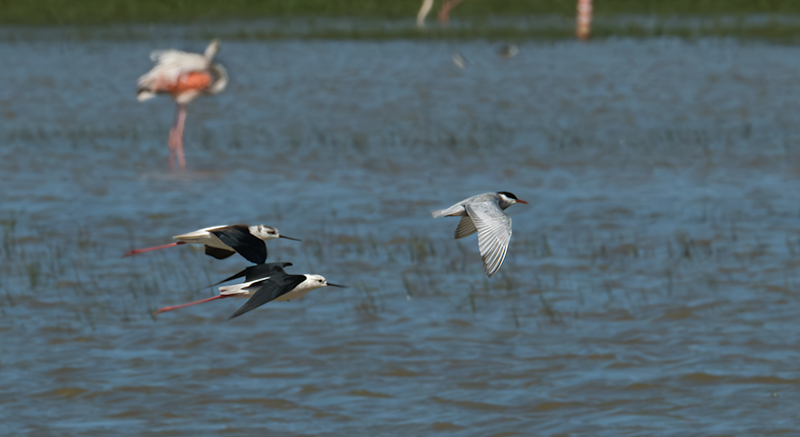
[432,192,527,277]
[173,226,234,250]
[499,44,519,58]
[137,40,227,104]
[140,51,210,90]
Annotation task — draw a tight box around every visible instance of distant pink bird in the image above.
[137,39,228,169]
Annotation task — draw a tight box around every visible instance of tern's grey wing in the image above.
[465,202,512,277]
[432,193,497,218]
[454,216,478,239]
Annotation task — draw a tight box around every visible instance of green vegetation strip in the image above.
[4,0,800,25]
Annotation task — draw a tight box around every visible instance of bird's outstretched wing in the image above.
[454,216,478,239]
[211,226,267,264]
[228,275,307,319]
[465,202,512,277]
[212,262,293,286]
[204,245,236,260]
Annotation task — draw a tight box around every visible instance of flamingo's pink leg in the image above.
[168,104,188,169]
[576,0,593,41]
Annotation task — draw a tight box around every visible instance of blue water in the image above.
[1,31,800,435]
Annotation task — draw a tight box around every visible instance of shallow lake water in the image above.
[2,29,800,435]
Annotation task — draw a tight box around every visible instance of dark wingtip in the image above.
[228,311,246,321]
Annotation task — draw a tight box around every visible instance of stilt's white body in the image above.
[173,226,233,250]
[218,282,258,298]
[172,225,280,250]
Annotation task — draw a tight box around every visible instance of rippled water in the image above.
[2,30,800,435]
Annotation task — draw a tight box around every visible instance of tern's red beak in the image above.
[516,199,529,204]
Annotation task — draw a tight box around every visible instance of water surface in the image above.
[2,32,800,435]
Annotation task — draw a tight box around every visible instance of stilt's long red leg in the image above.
[155,295,228,315]
[123,241,186,257]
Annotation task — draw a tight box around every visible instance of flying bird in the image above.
[498,44,519,58]
[452,52,468,69]
[432,192,528,277]
[154,262,293,315]
[123,224,300,264]
[154,262,345,319]
[225,272,345,320]
[137,39,228,169]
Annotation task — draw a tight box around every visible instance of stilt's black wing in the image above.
[228,274,306,320]
[211,262,293,286]
[205,245,236,260]
[211,225,267,264]
[243,262,292,282]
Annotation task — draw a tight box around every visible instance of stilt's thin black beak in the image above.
[327,283,346,288]
[280,235,302,241]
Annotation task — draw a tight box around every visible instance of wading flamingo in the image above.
[137,39,228,169]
